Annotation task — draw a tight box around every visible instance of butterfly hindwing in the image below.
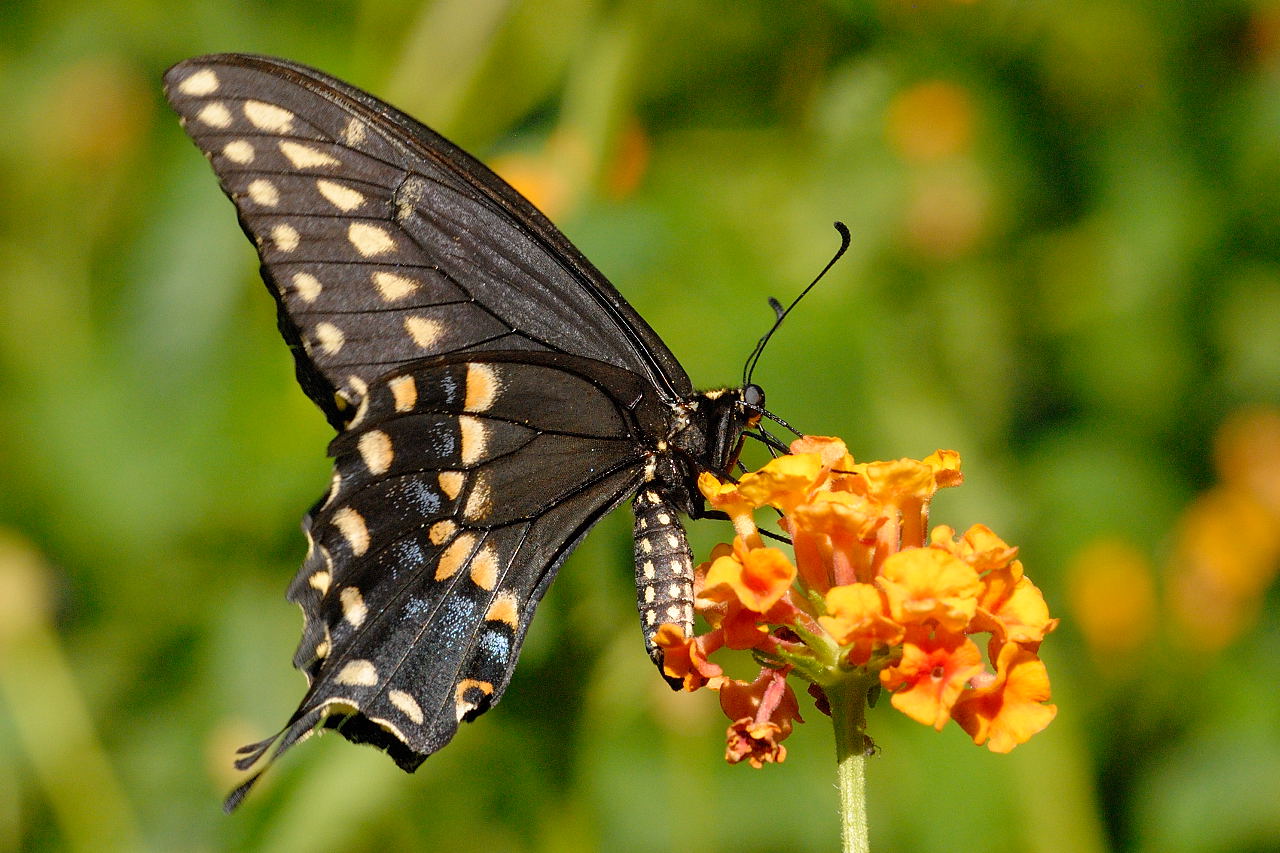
[266,352,661,777]
[162,55,692,429]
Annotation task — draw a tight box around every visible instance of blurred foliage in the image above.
[1,0,1279,851]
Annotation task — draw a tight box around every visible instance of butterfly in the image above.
[164,54,780,809]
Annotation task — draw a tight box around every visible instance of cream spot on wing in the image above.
[244,100,295,132]
[640,539,652,553]
[316,179,365,211]
[178,68,220,95]
[315,636,330,659]
[435,533,475,581]
[669,558,684,574]
[389,375,417,412]
[642,560,656,580]
[335,659,378,686]
[469,544,499,590]
[348,222,395,256]
[222,140,254,164]
[657,513,671,525]
[246,178,279,207]
[197,102,232,128]
[271,223,299,252]
[292,272,322,303]
[308,570,331,594]
[666,604,681,619]
[373,271,418,301]
[666,534,679,549]
[278,139,337,169]
[346,393,370,430]
[341,117,367,145]
[358,430,393,475]
[485,592,519,629]
[332,507,370,556]
[464,363,499,412]
[454,679,494,721]
[438,471,464,500]
[404,315,441,348]
[646,610,657,626]
[388,690,424,724]
[458,416,486,466]
[464,474,491,520]
[322,470,342,508]
[314,322,345,356]
[644,585,655,603]
[668,583,682,598]
[428,519,456,545]
[340,586,367,627]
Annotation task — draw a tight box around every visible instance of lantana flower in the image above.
[654,437,1058,849]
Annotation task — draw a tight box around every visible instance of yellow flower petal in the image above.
[878,548,981,631]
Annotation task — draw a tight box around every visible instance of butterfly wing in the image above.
[163,54,692,430]
[225,351,668,808]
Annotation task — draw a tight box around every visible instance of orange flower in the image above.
[699,541,797,614]
[733,454,825,514]
[923,449,964,488]
[932,523,1018,572]
[698,472,760,544]
[719,668,803,767]
[670,438,1055,769]
[725,718,788,768]
[878,547,982,631]
[789,435,855,468]
[820,583,904,663]
[1066,538,1156,661]
[880,628,984,730]
[974,567,1059,651]
[653,624,723,691]
[843,455,957,548]
[951,643,1057,753]
[790,492,887,588]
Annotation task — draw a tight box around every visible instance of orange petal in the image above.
[878,548,982,631]
[880,629,984,730]
[951,643,1057,752]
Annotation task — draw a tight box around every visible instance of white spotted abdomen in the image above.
[632,486,695,662]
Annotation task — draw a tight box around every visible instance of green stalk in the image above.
[825,679,872,853]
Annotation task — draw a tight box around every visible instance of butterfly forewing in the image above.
[163,55,691,428]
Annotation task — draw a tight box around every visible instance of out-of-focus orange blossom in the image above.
[1067,406,1280,661]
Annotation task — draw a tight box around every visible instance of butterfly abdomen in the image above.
[632,483,696,663]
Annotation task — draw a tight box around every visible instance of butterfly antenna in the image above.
[760,408,804,439]
[742,221,851,387]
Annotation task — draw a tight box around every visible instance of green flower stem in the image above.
[825,678,872,853]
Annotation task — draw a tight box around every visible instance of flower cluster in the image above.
[656,437,1058,767]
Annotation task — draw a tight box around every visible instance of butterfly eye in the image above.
[744,383,766,410]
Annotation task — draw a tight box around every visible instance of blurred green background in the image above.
[2,0,1279,850]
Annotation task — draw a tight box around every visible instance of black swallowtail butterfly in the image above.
[164,54,771,808]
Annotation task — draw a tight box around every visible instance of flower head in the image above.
[674,437,1057,767]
